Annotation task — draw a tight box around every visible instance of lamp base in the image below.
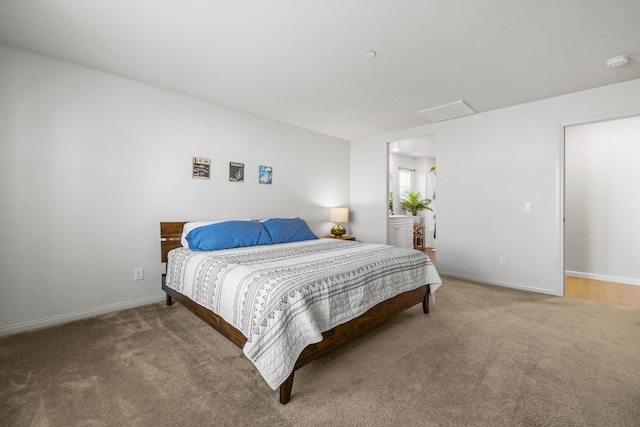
[330,223,346,237]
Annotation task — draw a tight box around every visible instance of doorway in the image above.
[564,115,640,308]
[387,135,436,250]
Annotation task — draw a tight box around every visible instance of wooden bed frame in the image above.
[160,221,431,404]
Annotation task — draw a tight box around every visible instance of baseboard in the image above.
[438,271,562,296]
[565,271,640,287]
[0,294,166,337]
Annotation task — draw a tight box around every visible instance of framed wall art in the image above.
[192,157,210,179]
[229,162,244,182]
[259,165,272,184]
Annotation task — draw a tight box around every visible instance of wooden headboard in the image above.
[160,222,187,263]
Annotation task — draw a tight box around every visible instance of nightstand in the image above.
[324,235,356,241]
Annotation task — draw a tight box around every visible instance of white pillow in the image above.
[181,220,249,248]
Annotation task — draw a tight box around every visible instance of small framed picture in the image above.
[229,162,244,182]
[259,165,272,184]
[192,157,210,179]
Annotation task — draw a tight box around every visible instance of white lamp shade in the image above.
[329,207,349,223]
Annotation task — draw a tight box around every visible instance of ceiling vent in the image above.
[419,100,476,122]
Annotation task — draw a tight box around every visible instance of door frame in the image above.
[560,107,640,296]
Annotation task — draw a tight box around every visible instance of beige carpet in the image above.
[1,278,639,426]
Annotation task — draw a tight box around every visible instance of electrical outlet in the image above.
[499,256,508,266]
[134,267,144,281]
[524,202,532,212]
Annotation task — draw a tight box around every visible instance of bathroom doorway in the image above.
[388,135,437,251]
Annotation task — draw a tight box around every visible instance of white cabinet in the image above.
[387,215,413,248]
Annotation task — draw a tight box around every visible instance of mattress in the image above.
[165,238,442,389]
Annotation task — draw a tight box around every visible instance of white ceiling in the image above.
[391,135,436,159]
[1,1,639,141]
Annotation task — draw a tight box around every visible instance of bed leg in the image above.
[422,293,429,314]
[166,294,173,306]
[279,372,295,404]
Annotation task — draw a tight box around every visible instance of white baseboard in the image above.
[0,294,166,337]
[438,271,562,296]
[565,271,640,287]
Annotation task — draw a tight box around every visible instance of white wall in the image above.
[0,44,350,334]
[351,78,640,296]
[565,116,640,285]
[350,139,388,244]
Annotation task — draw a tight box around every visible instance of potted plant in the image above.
[402,191,433,224]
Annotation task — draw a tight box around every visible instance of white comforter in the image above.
[165,238,441,389]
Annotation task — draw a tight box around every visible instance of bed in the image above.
[160,219,442,404]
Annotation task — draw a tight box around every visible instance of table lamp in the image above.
[329,207,349,237]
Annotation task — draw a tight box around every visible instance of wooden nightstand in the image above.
[324,235,356,241]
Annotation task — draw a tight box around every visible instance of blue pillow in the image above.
[186,221,272,251]
[261,218,318,244]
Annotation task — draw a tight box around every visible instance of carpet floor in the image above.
[1,277,639,426]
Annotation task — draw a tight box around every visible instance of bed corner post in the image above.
[279,372,295,404]
[162,274,173,306]
[422,285,430,314]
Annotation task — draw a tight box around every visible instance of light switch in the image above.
[524,202,532,212]
[630,201,639,212]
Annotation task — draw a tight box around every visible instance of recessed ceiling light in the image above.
[365,51,377,58]
[606,55,629,68]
